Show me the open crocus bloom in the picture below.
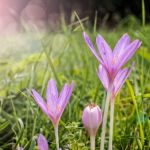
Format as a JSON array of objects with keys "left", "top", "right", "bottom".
[
  {"left": 97, "top": 64, "right": 134, "bottom": 98},
  {"left": 83, "top": 32, "right": 141, "bottom": 80},
  {"left": 32, "top": 79, "right": 74, "bottom": 126}
]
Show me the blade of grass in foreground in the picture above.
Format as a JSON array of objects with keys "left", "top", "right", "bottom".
[
  {"left": 42, "top": 43, "right": 61, "bottom": 86},
  {"left": 74, "top": 11, "right": 85, "bottom": 31},
  {"left": 141, "top": 0, "right": 145, "bottom": 26},
  {"left": 126, "top": 80, "right": 144, "bottom": 149}
]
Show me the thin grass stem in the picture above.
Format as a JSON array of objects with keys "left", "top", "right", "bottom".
[
  {"left": 44, "top": 49, "right": 61, "bottom": 86},
  {"left": 142, "top": 0, "right": 145, "bottom": 26},
  {"left": 90, "top": 135, "right": 96, "bottom": 150},
  {"left": 54, "top": 124, "right": 59, "bottom": 150},
  {"left": 108, "top": 101, "right": 114, "bottom": 150},
  {"left": 100, "top": 86, "right": 112, "bottom": 150}
]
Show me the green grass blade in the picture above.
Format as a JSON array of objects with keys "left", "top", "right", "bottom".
[{"left": 126, "top": 80, "right": 145, "bottom": 149}]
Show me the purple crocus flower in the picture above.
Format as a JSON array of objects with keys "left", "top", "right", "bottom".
[
  {"left": 83, "top": 32, "right": 142, "bottom": 150},
  {"left": 82, "top": 104, "right": 102, "bottom": 150},
  {"left": 82, "top": 104, "right": 102, "bottom": 136},
  {"left": 32, "top": 79, "right": 74, "bottom": 126},
  {"left": 97, "top": 63, "right": 134, "bottom": 150},
  {"left": 38, "top": 134, "right": 49, "bottom": 150},
  {"left": 17, "top": 134, "right": 49, "bottom": 150},
  {"left": 83, "top": 32, "right": 141, "bottom": 80},
  {"left": 97, "top": 64, "right": 134, "bottom": 98},
  {"left": 32, "top": 79, "right": 74, "bottom": 150}
]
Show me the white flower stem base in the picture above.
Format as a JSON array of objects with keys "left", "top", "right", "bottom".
[
  {"left": 108, "top": 101, "right": 114, "bottom": 150},
  {"left": 100, "top": 86, "right": 112, "bottom": 150},
  {"left": 54, "top": 124, "right": 59, "bottom": 150},
  {"left": 90, "top": 135, "right": 96, "bottom": 150}
]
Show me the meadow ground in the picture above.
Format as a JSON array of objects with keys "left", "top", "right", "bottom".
[{"left": 0, "top": 18, "right": 150, "bottom": 150}]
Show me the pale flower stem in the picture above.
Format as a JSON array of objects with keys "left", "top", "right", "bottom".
[
  {"left": 100, "top": 87, "right": 112, "bottom": 150},
  {"left": 108, "top": 101, "right": 114, "bottom": 150},
  {"left": 90, "top": 135, "right": 96, "bottom": 150},
  {"left": 54, "top": 124, "right": 59, "bottom": 150}
]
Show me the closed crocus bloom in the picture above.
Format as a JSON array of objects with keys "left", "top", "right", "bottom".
[
  {"left": 82, "top": 104, "right": 102, "bottom": 135},
  {"left": 38, "top": 134, "right": 48, "bottom": 150},
  {"left": 82, "top": 104, "right": 102, "bottom": 150}
]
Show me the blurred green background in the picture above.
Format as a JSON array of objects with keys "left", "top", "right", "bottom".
[{"left": 0, "top": 0, "right": 150, "bottom": 150}]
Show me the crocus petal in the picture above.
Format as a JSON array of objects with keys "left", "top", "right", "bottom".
[
  {"left": 83, "top": 32, "right": 103, "bottom": 64},
  {"left": 97, "top": 65, "right": 109, "bottom": 90},
  {"left": 46, "top": 93, "right": 59, "bottom": 125},
  {"left": 96, "top": 34, "right": 113, "bottom": 69},
  {"left": 57, "top": 81, "right": 74, "bottom": 120},
  {"left": 89, "top": 106, "right": 102, "bottom": 130},
  {"left": 82, "top": 106, "right": 90, "bottom": 129},
  {"left": 116, "top": 40, "right": 141, "bottom": 70},
  {"left": 32, "top": 89, "right": 56, "bottom": 124},
  {"left": 113, "top": 63, "right": 134, "bottom": 96},
  {"left": 47, "top": 94, "right": 58, "bottom": 114},
  {"left": 113, "top": 33, "right": 130, "bottom": 57},
  {"left": 46, "top": 79, "right": 58, "bottom": 103},
  {"left": 57, "top": 83, "right": 69, "bottom": 105},
  {"left": 32, "top": 89, "right": 48, "bottom": 115},
  {"left": 47, "top": 112, "right": 57, "bottom": 126},
  {"left": 37, "top": 134, "right": 48, "bottom": 150}
]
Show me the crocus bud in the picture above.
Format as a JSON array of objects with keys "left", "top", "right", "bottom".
[
  {"left": 37, "top": 134, "right": 48, "bottom": 150},
  {"left": 82, "top": 104, "right": 102, "bottom": 136}
]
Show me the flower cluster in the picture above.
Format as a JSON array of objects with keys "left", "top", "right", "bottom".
[
  {"left": 83, "top": 32, "right": 141, "bottom": 97},
  {"left": 19, "top": 32, "right": 141, "bottom": 150},
  {"left": 83, "top": 32, "right": 141, "bottom": 150}
]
